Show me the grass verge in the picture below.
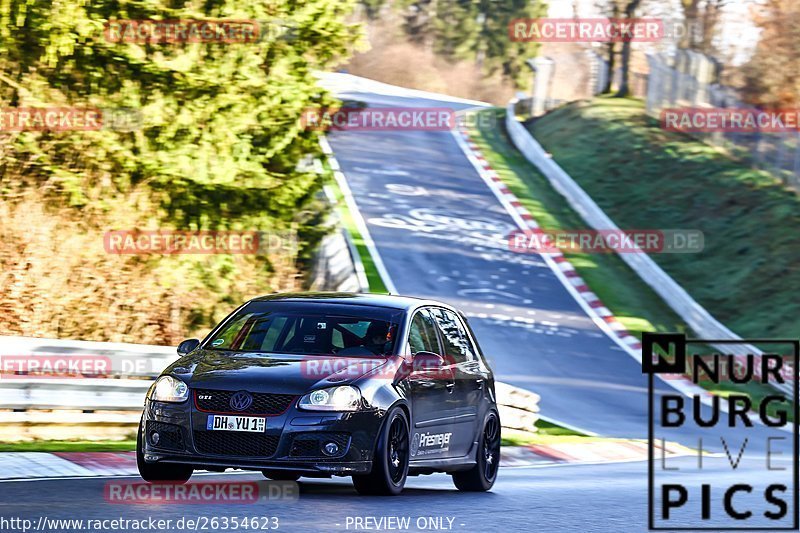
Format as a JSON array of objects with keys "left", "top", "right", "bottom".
[
  {"left": 467, "top": 106, "right": 790, "bottom": 419},
  {"left": 500, "top": 419, "right": 591, "bottom": 447},
  {"left": 470, "top": 107, "right": 688, "bottom": 338},
  {"left": 528, "top": 97, "right": 800, "bottom": 341},
  {"left": 324, "top": 171, "right": 389, "bottom": 294},
  {"left": 502, "top": 423, "right": 647, "bottom": 447}
]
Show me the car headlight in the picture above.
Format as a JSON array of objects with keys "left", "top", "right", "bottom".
[
  {"left": 148, "top": 375, "right": 189, "bottom": 403},
  {"left": 298, "top": 386, "right": 362, "bottom": 411}
]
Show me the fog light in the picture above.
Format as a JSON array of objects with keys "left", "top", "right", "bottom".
[
  {"left": 322, "top": 442, "right": 339, "bottom": 456},
  {"left": 150, "top": 432, "right": 160, "bottom": 445}
]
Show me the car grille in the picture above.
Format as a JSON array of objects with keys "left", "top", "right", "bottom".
[
  {"left": 193, "top": 431, "right": 280, "bottom": 458},
  {"left": 147, "top": 421, "right": 185, "bottom": 452},
  {"left": 194, "top": 389, "right": 296, "bottom": 415},
  {"left": 290, "top": 432, "right": 350, "bottom": 458}
]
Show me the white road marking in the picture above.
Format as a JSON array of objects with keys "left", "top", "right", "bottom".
[{"left": 320, "top": 136, "right": 398, "bottom": 294}]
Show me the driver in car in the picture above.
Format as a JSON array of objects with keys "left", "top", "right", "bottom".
[{"left": 362, "top": 322, "right": 390, "bottom": 355}]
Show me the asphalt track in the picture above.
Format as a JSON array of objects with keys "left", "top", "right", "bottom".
[
  {"left": 0, "top": 457, "right": 793, "bottom": 532},
  {"left": 321, "top": 74, "right": 792, "bottom": 453},
  {"left": 2, "top": 76, "right": 795, "bottom": 532}
]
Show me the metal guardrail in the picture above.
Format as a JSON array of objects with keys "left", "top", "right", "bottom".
[
  {"left": 0, "top": 379, "right": 150, "bottom": 411},
  {"left": 0, "top": 336, "right": 540, "bottom": 440},
  {"left": 505, "top": 101, "right": 791, "bottom": 394},
  {"left": 0, "top": 336, "right": 177, "bottom": 378}
]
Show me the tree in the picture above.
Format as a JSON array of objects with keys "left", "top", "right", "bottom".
[
  {"left": 615, "top": 0, "right": 642, "bottom": 97},
  {"left": 740, "top": 0, "right": 800, "bottom": 109},
  {"left": 678, "top": 0, "right": 728, "bottom": 55},
  {"left": 0, "top": 0, "right": 363, "bottom": 342},
  {"left": 0, "top": 0, "right": 362, "bottom": 225},
  {"left": 600, "top": 1, "right": 620, "bottom": 94},
  {"left": 398, "top": 0, "right": 547, "bottom": 88},
  {"left": 595, "top": 0, "right": 641, "bottom": 96}
]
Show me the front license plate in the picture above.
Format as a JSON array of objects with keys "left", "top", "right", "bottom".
[{"left": 206, "top": 414, "right": 266, "bottom": 432}]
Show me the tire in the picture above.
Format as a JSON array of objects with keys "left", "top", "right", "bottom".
[
  {"left": 136, "top": 417, "right": 193, "bottom": 483},
  {"left": 452, "top": 411, "right": 500, "bottom": 492},
  {"left": 262, "top": 470, "right": 301, "bottom": 481},
  {"left": 352, "top": 406, "right": 410, "bottom": 496}
]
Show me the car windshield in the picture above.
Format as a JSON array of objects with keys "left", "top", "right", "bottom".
[{"left": 204, "top": 303, "right": 402, "bottom": 356}]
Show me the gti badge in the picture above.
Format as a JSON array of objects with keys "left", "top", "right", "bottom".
[{"left": 229, "top": 391, "right": 253, "bottom": 411}]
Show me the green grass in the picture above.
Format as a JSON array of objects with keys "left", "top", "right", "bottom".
[
  {"left": 534, "top": 419, "right": 586, "bottom": 437},
  {"left": 501, "top": 419, "right": 590, "bottom": 446},
  {"left": 468, "top": 106, "right": 792, "bottom": 419},
  {"left": 325, "top": 176, "right": 389, "bottom": 294},
  {"left": 499, "top": 419, "right": 594, "bottom": 446},
  {"left": 501, "top": 426, "right": 649, "bottom": 447},
  {"left": 471, "top": 107, "right": 689, "bottom": 339},
  {"left": 528, "top": 97, "right": 800, "bottom": 341},
  {"left": 501, "top": 428, "right": 601, "bottom": 446},
  {"left": 0, "top": 440, "right": 135, "bottom": 452}
]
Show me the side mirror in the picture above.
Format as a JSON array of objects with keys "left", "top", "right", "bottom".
[
  {"left": 177, "top": 338, "right": 200, "bottom": 356},
  {"left": 412, "top": 351, "right": 444, "bottom": 371}
]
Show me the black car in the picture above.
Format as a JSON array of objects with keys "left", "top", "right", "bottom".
[{"left": 137, "top": 293, "right": 500, "bottom": 495}]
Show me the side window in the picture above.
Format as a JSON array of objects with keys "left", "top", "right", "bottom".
[
  {"left": 407, "top": 310, "right": 440, "bottom": 355},
  {"left": 332, "top": 328, "right": 344, "bottom": 350},
  {"left": 431, "top": 308, "right": 475, "bottom": 364},
  {"left": 261, "top": 316, "right": 288, "bottom": 351}
]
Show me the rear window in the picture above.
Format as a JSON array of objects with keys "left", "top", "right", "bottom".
[{"left": 204, "top": 302, "right": 403, "bottom": 356}]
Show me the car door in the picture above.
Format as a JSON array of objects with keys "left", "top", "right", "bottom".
[
  {"left": 430, "top": 307, "right": 485, "bottom": 458},
  {"left": 405, "top": 308, "right": 457, "bottom": 461}
]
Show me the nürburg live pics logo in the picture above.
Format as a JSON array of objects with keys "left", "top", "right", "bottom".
[{"left": 643, "top": 333, "right": 799, "bottom": 530}]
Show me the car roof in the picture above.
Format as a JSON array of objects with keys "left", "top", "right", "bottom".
[{"left": 247, "top": 292, "right": 452, "bottom": 312}]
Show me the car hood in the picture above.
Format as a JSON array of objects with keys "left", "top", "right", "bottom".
[{"left": 164, "top": 349, "right": 390, "bottom": 394}]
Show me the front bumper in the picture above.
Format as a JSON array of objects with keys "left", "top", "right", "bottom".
[{"left": 142, "top": 397, "right": 383, "bottom": 476}]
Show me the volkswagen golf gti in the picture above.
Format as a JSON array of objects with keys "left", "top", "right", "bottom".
[{"left": 137, "top": 293, "right": 500, "bottom": 495}]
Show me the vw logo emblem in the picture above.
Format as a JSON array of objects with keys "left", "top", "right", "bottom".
[{"left": 229, "top": 391, "right": 253, "bottom": 411}]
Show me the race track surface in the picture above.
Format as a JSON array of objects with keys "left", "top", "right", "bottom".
[{"left": 323, "top": 75, "right": 789, "bottom": 452}]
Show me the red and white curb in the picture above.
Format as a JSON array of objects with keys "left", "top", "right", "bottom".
[
  {"left": 0, "top": 452, "right": 138, "bottom": 480},
  {"left": 451, "top": 122, "right": 712, "bottom": 402},
  {"left": 509, "top": 439, "right": 694, "bottom": 466}
]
